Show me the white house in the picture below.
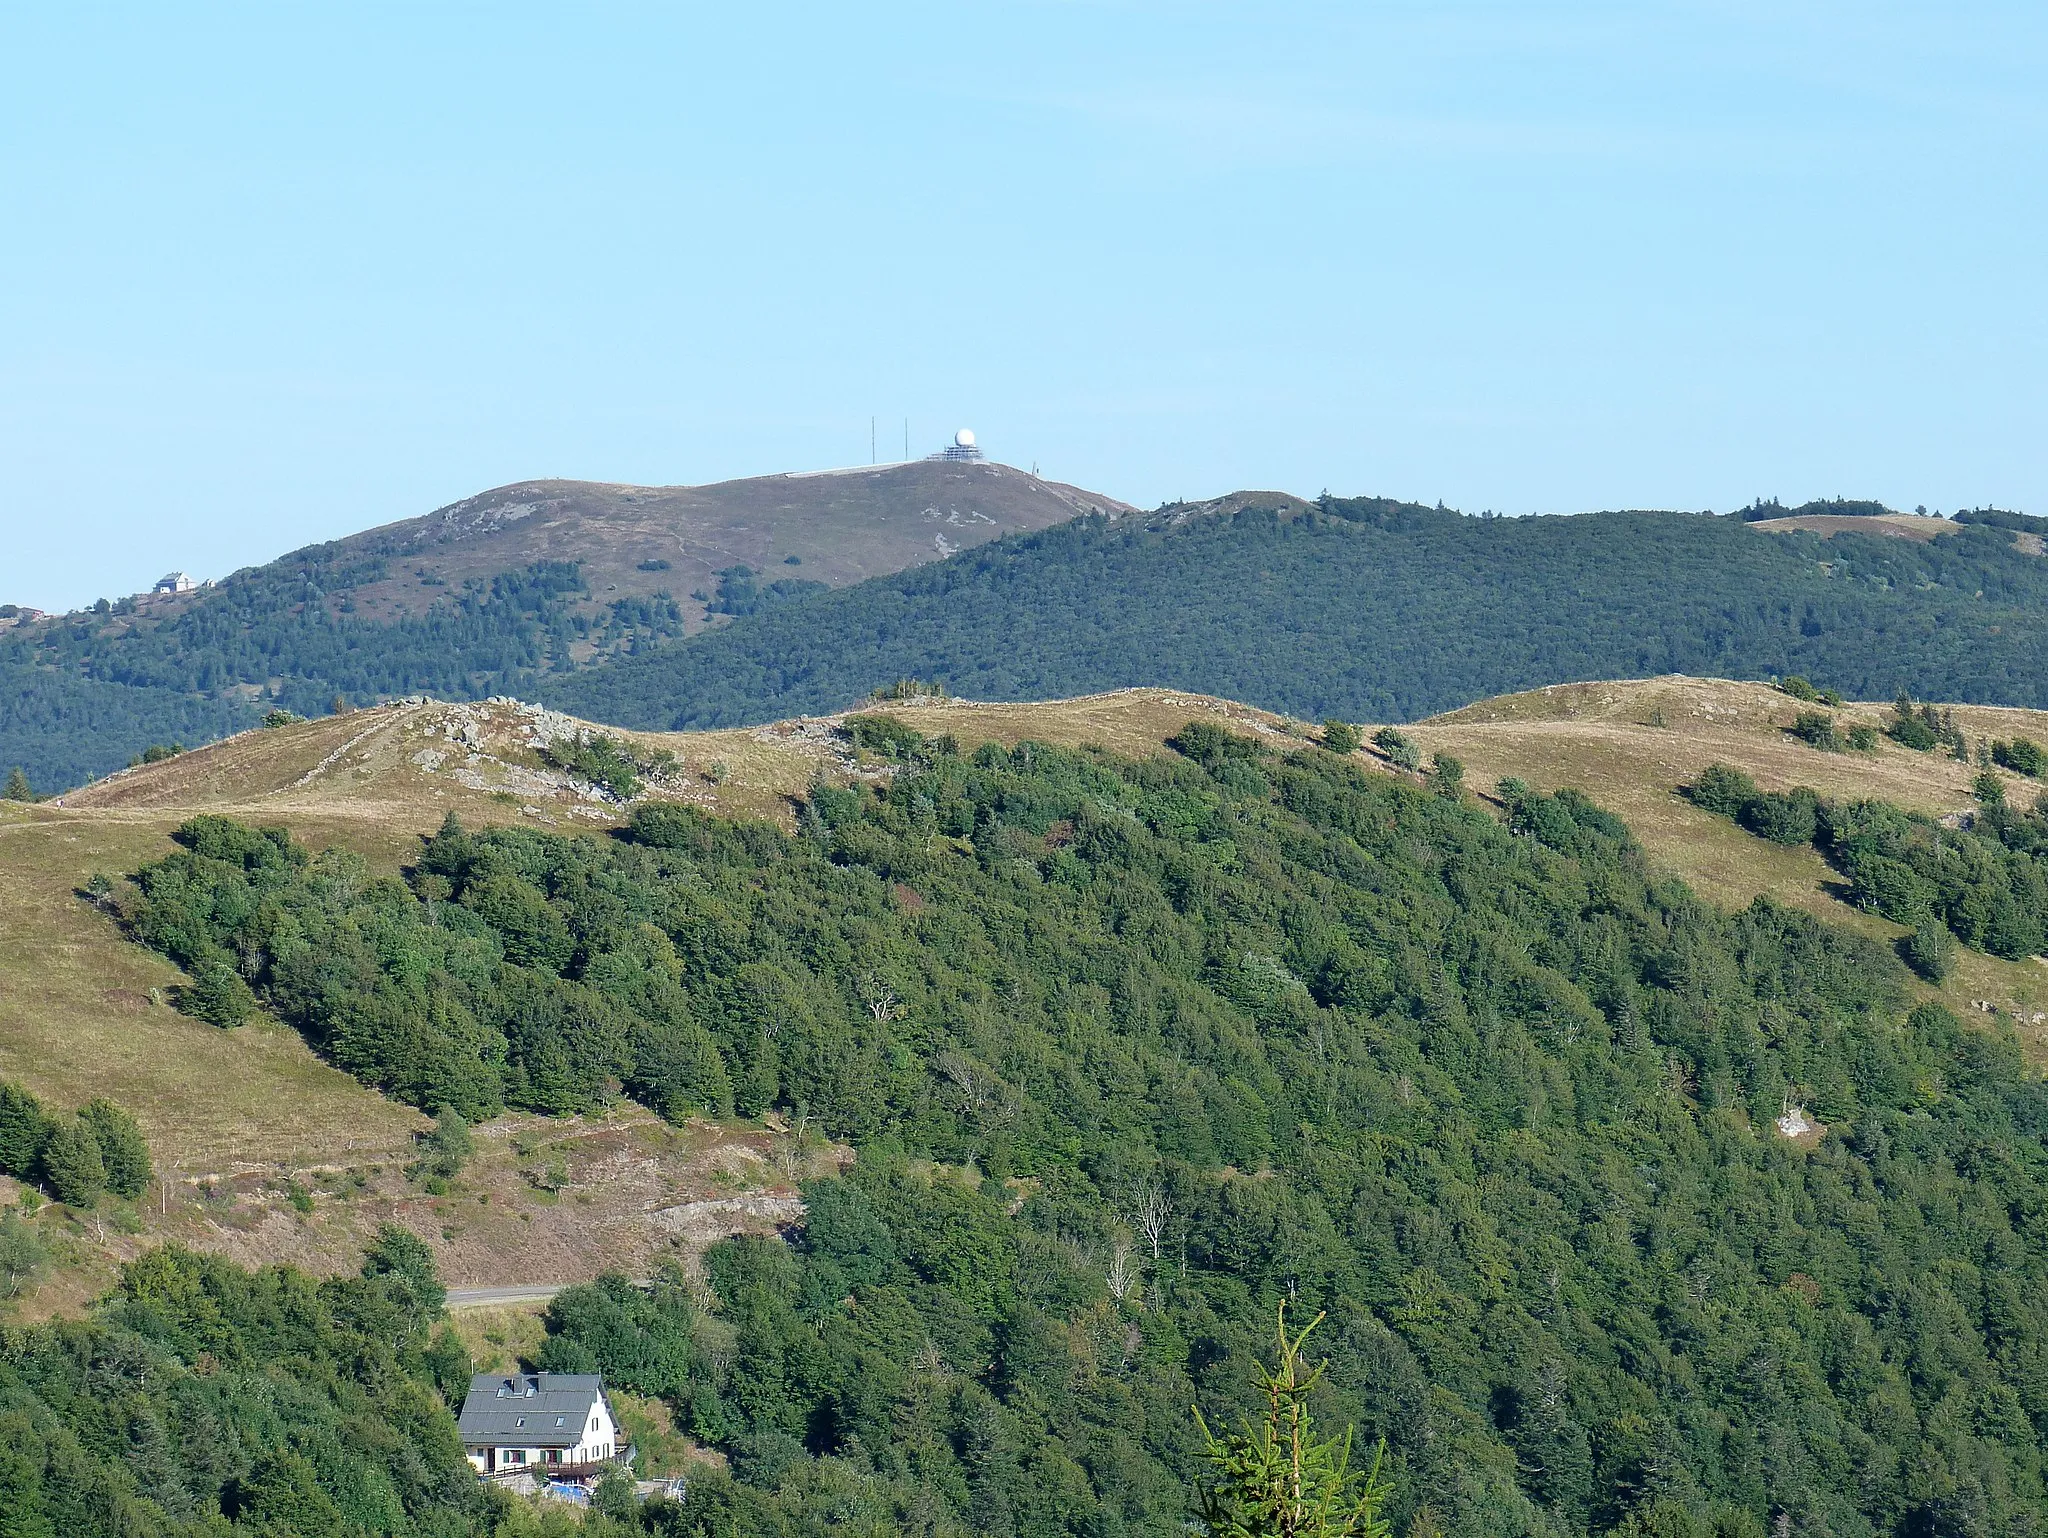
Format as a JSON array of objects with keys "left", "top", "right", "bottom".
[
  {"left": 456, "top": 1372, "right": 624, "bottom": 1477},
  {"left": 152, "top": 572, "right": 198, "bottom": 595}
]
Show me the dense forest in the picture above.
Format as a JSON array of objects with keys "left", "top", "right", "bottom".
[
  {"left": 0, "top": 1225, "right": 496, "bottom": 1536},
  {"left": 0, "top": 544, "right": 684, "bottom": 794},
  {"left": 112, "top": 718, "right": 2048, "bottom": 1536},
  {"left": 546, "top": 499, "right": 2048, "bottom": 733}
]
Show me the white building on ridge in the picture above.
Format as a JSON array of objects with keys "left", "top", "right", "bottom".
[{"left": 928, "top": 428, "right": 986, "bottom": 463}]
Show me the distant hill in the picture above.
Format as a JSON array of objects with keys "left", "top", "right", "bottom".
[
  {"left": 544, "top": 494, "right": 2048, "bottom": 731},
  {"left": 0, "top": 460, "right": 1126, "bottom": 792},
  {"left": 316, "top": 458, "right": 1128, "bottom": 630}
]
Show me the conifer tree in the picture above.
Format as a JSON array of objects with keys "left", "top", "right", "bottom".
[
  {"left": 78, "top": 1099, "right": 151, "bottom": 1200},
  {"left": 1194, "top": 1307, "right": 1391, "bottom": 1538},
  {"left": 36, "top": 1117, "right": 105, "bottom": 1208},
  {"left": 0, "top": 1082, "right": 50, "bottom": 1180}
]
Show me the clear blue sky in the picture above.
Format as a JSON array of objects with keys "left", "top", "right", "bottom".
[{"left": 4, "top": 2, "right": 2043, "bottom": 612}]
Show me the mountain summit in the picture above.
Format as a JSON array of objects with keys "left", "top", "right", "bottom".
[{"left": 320, "top": 459, "right": 1132, "bottom": 633}]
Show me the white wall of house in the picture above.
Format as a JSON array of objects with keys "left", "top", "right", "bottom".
[{"left": 463, "top": 1397, "right": 622, "bottom": 1475}]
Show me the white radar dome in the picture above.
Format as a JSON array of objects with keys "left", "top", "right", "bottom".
[{"left": 954, "top": 428, "right": 977, "bottom": 449}]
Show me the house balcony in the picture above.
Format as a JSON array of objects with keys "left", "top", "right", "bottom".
[{"left": 477, "top": 1445, "right": 636, "bottom": 1486}]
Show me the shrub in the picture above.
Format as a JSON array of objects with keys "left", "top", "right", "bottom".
[
  {"left": 1687, "top": 764, "right": 1760, "bottom": 818},
  {"left": 1170, "top": 720, "right": 1259, "bottom": 769},
  {"left": 3, "top": 767, "right": 30, "bottom": 802},
  {"left": 0, "top": 1210, "right": 48, "bottom": 1299},
  {"left": 846, "top": 714, "right": 926, "bottom": 760},
  {"left": 1371, "top": 726, "right": 1420, "bottom": 770},
  {"left": 628, "top": 801, "right": 712, "bottom": 850},
  {"left": 1846, "top": 724, "right": 1879, "bottom": 751},
  {"left": 1847, "top": 854, "right": 1934, "bottom": 925},
  {"left": 1320, "top": 720, "right": 1360, "bottom": 755},
  {"left": 539, "top": 731, "right": 645, "bottom": 799},
  {"left": 1886, "top": 691, "right": 1958, "bottom": 752},
  {"left": 182, "top": 958, "right": 255, "bottom": 1026},
  {"left": 1430, "top": 752, "right": 1465, "bottom": 798},
  {"left": 1994, "top": 738, "right": 2047, "bottom": 778},
  {"left": 1740, "top": 788, "right": 1820, "bottom": 846},
  {"left": 411, "top": 1106, "right": 473, "bottom": 1183},
  {"left": 1902, "top": 918, "right": 1958, "bottom": 982},
  {"left": 1791, "top": 712, "right": 1842, "bottom": 751},
  {"left": 1778, "top": 675, "right": 1820, "bottom": 702},
  {"left": 261, "top": 709, "right": 302, "bottom": 728},
  {"left": 1889, "top": 715, "right": 1939, "bottom": 750},
  {"left": 593, "top": 1463, "right": 641, "bottom": 1519}
]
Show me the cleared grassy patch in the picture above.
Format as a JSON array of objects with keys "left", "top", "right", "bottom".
[{"left": 448, "top": 1301, "right": 549, "bottom": 1374}]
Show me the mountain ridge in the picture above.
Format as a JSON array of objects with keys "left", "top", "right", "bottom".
[
  {"left": 0, "top": 459, "right": 1132, "bottom": 792},
  {"left": 543, "top": 495, "right": 2048, "bottom": 733}
]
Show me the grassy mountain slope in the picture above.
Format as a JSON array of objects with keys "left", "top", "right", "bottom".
[
  {"left": 1408, "top": 675, "right": 2048, "bottom": 1038},
  {"left": 23, "top": 684, "right": 2048, "bottom": 1536},
  {"left": 326, "top": 460, "right": 1130, "bottom": 626},
  {"left": 0, "top": 460, "right": 1125, "bottom": 793},
  {"left": 545, "top": 496, "right": 2048, "bottom": 732},
  {"left": 7, "top": 679, "right": 2046, "bottom": 1311},
  {"left": 0, "top": 690, "right": 1268, "bottom": 1316}
]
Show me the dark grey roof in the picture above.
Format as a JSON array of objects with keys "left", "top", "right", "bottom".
[{"left": 456, "top": 1373, "right": 605, "bottom": 1447}]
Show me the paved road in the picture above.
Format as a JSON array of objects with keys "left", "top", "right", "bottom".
[{"left": 445, "top": 1284, "right": 572, "bottom": 1309}]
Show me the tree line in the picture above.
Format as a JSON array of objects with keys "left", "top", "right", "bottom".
[
  {"left": 18, "top": 492, "right": 2048, "bottom": 797},
  {"left": 0, "top": 1076, "right": 152, "bottom": 1208},
  {"left": 1688, "top": 757, "right": 2048, "bottom": 978}
]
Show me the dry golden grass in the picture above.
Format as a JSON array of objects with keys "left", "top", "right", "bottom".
[
  {"left": 21, "top": 678, "right": 2048, "bottom": 1170},
  {"left": 58, "top": 688, "right": 1297, "bottom": 828},
  {"left": 0, "top": 803, "right": 423, "bottom": 1171},
  {"left": 1747, "top": 513, "right": 1955, "bottom": 543}
]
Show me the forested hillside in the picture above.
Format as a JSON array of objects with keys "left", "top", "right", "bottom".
[
  {"left": 0, "top": 1226, "right": 493, "bottom": 1535},
  {"left": 547, "top": 499, "right": 2048, "bottom": 732},
  {"left": 108, "top": 717, "right": 2048, "bottom": 1537}
]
